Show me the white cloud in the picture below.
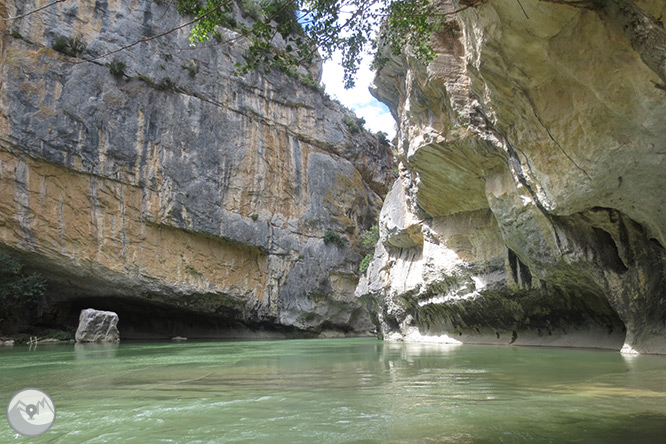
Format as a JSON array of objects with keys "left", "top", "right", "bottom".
[{"left": 321, "top": 54, "right": 396, "bottom": 139}]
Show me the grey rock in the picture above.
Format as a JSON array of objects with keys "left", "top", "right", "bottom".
[
  {"left": 0, "top": 0, "right": 394, "bottom": 338},
  {"left": 359, "top": 0, "right": 666, "bottom": 353},
  {"left": 75, "top": 309, "right": 120, "bottom": 343}
]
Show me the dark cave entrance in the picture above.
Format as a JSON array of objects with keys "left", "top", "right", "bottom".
[{"left": 42, "top": 296, "right": 276, "bottom": 340}]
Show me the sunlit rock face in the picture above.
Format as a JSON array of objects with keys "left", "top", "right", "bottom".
[
  {"left": 0, "top": 0, "right": 394, "bottom": 338},
  {"left": 359, "top": 0, "right": 666, "bottom": 353}
]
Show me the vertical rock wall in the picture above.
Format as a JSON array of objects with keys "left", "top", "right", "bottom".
[
  {"left": 358, "top": 0, "right": 666, "bottom": 353},
  {"left": 0, "top": 0, "right": 393, "bottom": 337}
]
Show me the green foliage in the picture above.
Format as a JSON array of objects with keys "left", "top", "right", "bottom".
[
  {"left": 41, "top": 329, "right": 75, "bottom": 341},
  {"left": 589, "top": 0, "right": 609, "bottom": 9},
  {"left": 371, "top": 0, "right": 436, "bottom": 72},
  {"left": 324, "top": 230, "right": 346, "bottom": 247},
  {"left": 136, "top": 75, "right": 177, "bottom": 92},
  {"left": 359, "top": 225, "right": 378, "bottom": 274},
  {"left": 250, "top": 213, "right": 259, "bottom": 221},
  {"left": 137, "top": 73, "right": 155, "bottom": 86},
  {"left": 360, "top": 225, "right": 379, "bottom": 249},
  {"left": 51, "top": 36, "right": 69, "bottom": 53},
  {"left": 10, "top": 30, "right": 22, "bottom": 39},
  {"left": 343, "top": 116, "right": 366, "bottom": 134},
  {"left": 12, "top": 335, "right": 32, "bottom": 344},
  {"left": 11, "top": 329, "right": 73, "bottom": 343},
  {"left": 108, "top": 60, "right": 126, "bottom": 78},
  {"left": 173, "top": 0, "right": 235, "bottom": 46},
  {"left": 375, "top": 131, "right": 390, "bottom": 146},
  {"left": 275, "top": 64, "right": 324, "bottom": 92},
  {"left": 173, "top": 0, "right": 205, "bottom": 16},
  {"left": 182, "top": 60, "right": 200, "bottom": 77},
  {"left": 162, "top": 52, "right": 173, "bottom": 61},
  {"left": 238, "top": 0, "right": 263, "bottom": 20},
  {"left": 360, "top": 253, "right": 373, "bottom": 274},
  {"left": 219, "top": 15, "right": 238, "bottom": 30},
  {"left": 157, "top": 77, "right": 177, "bottom": 91},
  {"left": 52, "top": 35, "right": 86, "bottom": 57},
  {"left": 298, "top": 71, "right": 325, "bottom": 92},
  {"left": 171, "top": 0, "right": 443, "bottom": 88},
  {"left": 263, "top": 0, "right": 303, "bottom": 35},
  {"left": 0, "top": 252, "right": 46, "bottom": 328}
]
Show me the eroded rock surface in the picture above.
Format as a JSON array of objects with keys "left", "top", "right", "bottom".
[
  {"left": 0, "top": 0, "right": 393, "bottom": 337},
  {"left": 75, "top": 308, "right": 120, "bottom": 343},
  {"left": 358, "top": 0, "right": 666, "bottom": 353}
]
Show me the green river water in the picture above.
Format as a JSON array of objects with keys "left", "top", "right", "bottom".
[{"left": 1, "top": 338, "right": 666, "bottom": 443}]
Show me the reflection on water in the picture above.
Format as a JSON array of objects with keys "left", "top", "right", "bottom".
[
  {"left": 74, "top": 342, "right": 119, "bottom": 360},
  {"left": 1, "top": 339, "right": 666, "bottom": 443}
]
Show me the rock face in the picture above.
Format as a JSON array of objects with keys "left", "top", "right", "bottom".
[
  {"left": 358, "top": 0, "right": 666, "bottom": 353},
  {"left": 75, "top": 308, "right": 120, "bottom": 343},
  {"left": 0, "top": 0, "right": 393, "bottom": 337}
]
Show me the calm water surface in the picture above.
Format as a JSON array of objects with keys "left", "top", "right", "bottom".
[{"left": 1, "top": 338, "right": 666, "bottom": 443}]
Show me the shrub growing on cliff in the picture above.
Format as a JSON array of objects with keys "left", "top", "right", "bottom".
[
  {"left": 359, "top": 225, "right": 379, "bottom": 274},
  {"left": 375, "top": 131, "right": 390, "bottom": 146},
  {"left": 182, "top": 60, "right": 200, "bottom": 77},
  {"left": 0, "top": 252, "right": 46, "bottom": 330},
  {"left": 343, "top": 116, "right": 365, "bottom": 134},
  {"left": 108, "top": 60, "right": 126, "bottom": 78},
  {"left": 360, "top": 253, "right": 373, "bottom": 274},
  {"left": 360, "top": 225, "right": 379, "bottom": 248},
  {"left": 135, "top": 73, "right": 178, "bottom": 92},
  {"left": 52, "top": 36, "right": 86, "bottom": 57},
  {"left": 324, "top": 230, "right": 346, "bottom": 247},
  {"left": 298, "top": 72, "right": 325, "bottom": 92},
  {"left": 158, "top": 77, "right": 176, "bottom": 90}
]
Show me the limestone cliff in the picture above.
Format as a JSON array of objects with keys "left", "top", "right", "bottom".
[
  {"left": 358, "top": 0, "right": 666, "bottom": 353},
  {"left": 0, "top": 0, "right": 393, "bottom": 338}
]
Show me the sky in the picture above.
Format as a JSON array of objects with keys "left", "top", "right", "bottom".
[{"left": 320, "top": 53, "right": 396, "bottom": 139}]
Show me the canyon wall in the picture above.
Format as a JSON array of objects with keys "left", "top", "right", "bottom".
[
  {"left": 0, "top": 0, "right": 393, "bottom": 338},
  {"left": 358, "top": 0, "right": 666, "bottom": 353}
]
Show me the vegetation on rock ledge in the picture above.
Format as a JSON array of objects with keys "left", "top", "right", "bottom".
[
  {"left": 108, "top": 60, "right": 127, "bottom": 78},
  {"left": 359, "top": 225, "right": 379, "bottom": 274},
  {"left": 162, "top": 0, "right": 444, "bottom": 88},
  {"left": 52, "top": 35, "right": 86, "bottom": 57},
  {"left": 324, "top": 229, "right": 347, "bottom": 247}
]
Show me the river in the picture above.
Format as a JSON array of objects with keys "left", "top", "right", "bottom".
[{"left": 2, "top": 338, "right": 666, "bottom": 443}]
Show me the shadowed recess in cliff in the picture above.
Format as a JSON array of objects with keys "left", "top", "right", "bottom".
[
  {"left": 412, "top": 285, "right": 626, "bottom": 345},
  {"left": 47, "top": 296, "right": 302, "bottom": 340},
  {"left": 507, "top": 248, "right": 532, "bottom": 287}
]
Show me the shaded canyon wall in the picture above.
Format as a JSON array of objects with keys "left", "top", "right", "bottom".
[{"left": 0, "top": 0, "right": 394, "bottom": 338}]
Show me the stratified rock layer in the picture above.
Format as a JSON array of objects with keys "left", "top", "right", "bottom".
[
  {"left": 359, "top": 0, "right": 666, "bottom": 353},
  {"left": 0, "top": 0, "right": 393, "bottom": 337}
]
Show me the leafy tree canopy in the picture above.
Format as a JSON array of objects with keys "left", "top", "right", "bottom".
[
  {"left": 0, "top": 252, "right": 46, "bottom": 329},
  {"left": 169, "top": 0, "right": 445, "bottom": 88}
]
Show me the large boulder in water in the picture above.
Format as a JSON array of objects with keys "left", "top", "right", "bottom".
[{"left": 75, "top": 309, "right": 120, "bottom": 343}]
